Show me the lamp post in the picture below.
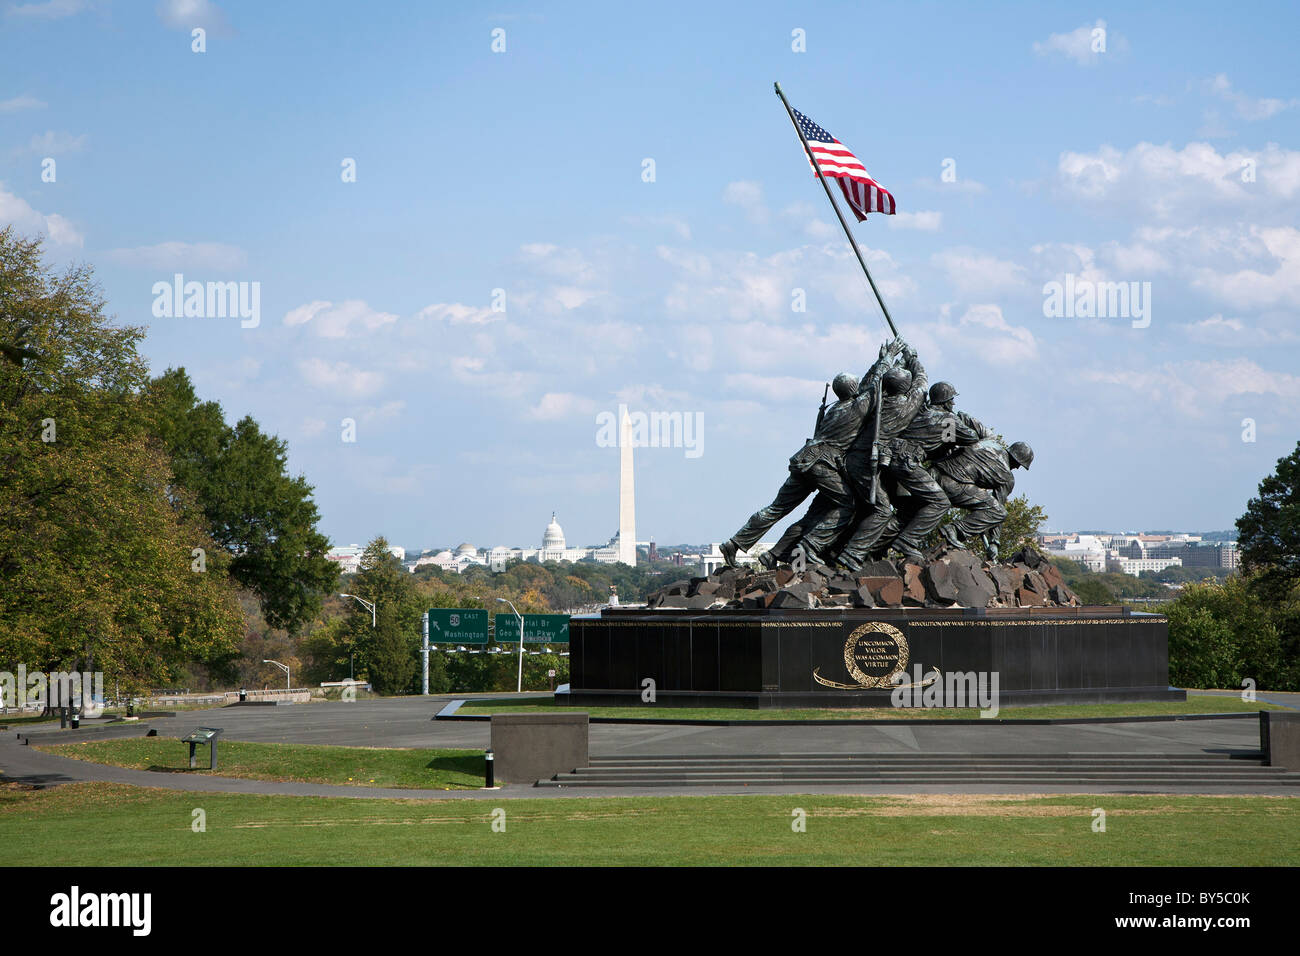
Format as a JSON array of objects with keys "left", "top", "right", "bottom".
[
  {"left": 340, "top": 593, "right": 376, "bottom": 680},
  {"left": 496, "top": 598, "right": 525, "bottom": 693},
  {"left": 263, "top": 659, "right": 290, "bottom": 691}
]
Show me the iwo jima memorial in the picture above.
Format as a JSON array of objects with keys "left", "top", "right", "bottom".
[{"left": 562, "top": 84, "right": 1183, "bottom": 709}]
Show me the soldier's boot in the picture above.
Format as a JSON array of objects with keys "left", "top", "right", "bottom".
[
  {"left": 719, "top": 538, "right": 739, "bottom": 568},
  {"left": 893, "top": 540, "right": 924, "bottom": 565},
  {"left": 939, "top": 523, "right": 966, "bottom": 551}
]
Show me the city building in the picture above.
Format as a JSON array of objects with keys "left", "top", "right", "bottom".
[
  {"left": 1108, "top": 556, "right": 1183, "bottom": 576},
  {"left": 414, "top": 513, "right": 643, "bottom": 574},
  {"left": 326, "top": 543, "right": 405, "bottom": 575},
  {"left": 1038, "top": 531, "right": 1237, "bottom": 577}
]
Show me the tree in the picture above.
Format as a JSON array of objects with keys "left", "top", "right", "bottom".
[
  {"left": 1237, "top": 440, "right": 1300, "bottom": 603},
  {"left": 147, "top": 368, "right": 339, "bottom": 632},
  {"left": 1070, "top": 577, "right": 1115, "bottom": 605},
  {"left": 1164, "top": 577, "right": 1286, "bottom": 690},
  {"left": 349, "top": 537, "right": 423, "bottom": 694},
  {"left": 0, "top": 228, "right": 243, "bottom": 690},
  {"left": 996, "top": 495, "right": 1047, "bottom": 562}
]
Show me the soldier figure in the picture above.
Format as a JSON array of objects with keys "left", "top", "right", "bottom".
[
  {"left": 719, "top": 338, "right": 903, "bottom": 567},
  {"left": 833, "top": 341, "right": 930, "bottom": 568},
  {"left": 935, "top": 439, "right": 1034, "bottom": 558}
]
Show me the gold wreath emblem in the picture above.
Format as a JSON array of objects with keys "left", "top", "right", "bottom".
[{"left": 814, "top": 621, "right": 927, "bottom": 690}]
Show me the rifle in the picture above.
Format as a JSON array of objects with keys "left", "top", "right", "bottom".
[
  {"left": 813, "top": 382, "right": 830, "bottom": 437},
  {"left": 868, "top": 376, "right": 884, "bottom": 503}
]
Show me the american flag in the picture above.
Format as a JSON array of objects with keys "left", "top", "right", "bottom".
[{"left": 792, "top": 107, "right": 895, "bottom": 221}]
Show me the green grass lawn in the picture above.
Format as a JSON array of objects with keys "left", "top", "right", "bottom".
[
  {"left": 455, "top": 695, "right": 1286, "bottom": 721},
  {"left": 0, "top": 783, "right": 1295, "bottom": 866},
  {"left": 0, "top": 713, "right": 60, "bottom": 727},
  {"left": 35, "top": 739, "right": 484, "bottom": 790}
]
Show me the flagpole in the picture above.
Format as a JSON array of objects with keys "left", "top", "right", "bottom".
[{"left": 774, "top": 81, "right": 898, "bottom": 338}]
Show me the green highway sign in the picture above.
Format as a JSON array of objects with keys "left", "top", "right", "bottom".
[
  {"left": 524, "top": 614, "right": 570, "bottom": 643},
  {"left": 426, "top": 608, "right": 489, "bottom": 645},
  {"left": 494, "top": 613, "right": 570, "bottom": 643},
  {"left": 526, "top": 614, "right": 569, "bottom": 643}
]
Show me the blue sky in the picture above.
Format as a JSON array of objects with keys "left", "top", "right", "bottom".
[{"left": 3, "top": 1, "right": 1298, "bottom": 551}]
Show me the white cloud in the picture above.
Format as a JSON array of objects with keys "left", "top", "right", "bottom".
[
  {"left": 659, "top": 241, "right": 912, "bottom": 323},
  {"left": 0, "top": 94, "right": 45, "bottom": 112},
  {"left": 25, "top": 130, "right": 86, "bottom": 154},
  {"left": 1205, "top": 73, "right": 1296, "bottom": 121},
  {"left": 296, "top": 358, "right": 384, "bottom": 396},
  {"left": 518, "top": 242, "right": 597, "bottom": 284},
  {"left": 1182, "top": 313, "right": 1298, "bottom": 346},
  {"left": 614, "top": 383, "right": 692, "bottom": 408},
  {"left": 359, "top": 400, "right": 406, "bottom": 423},
  {"left": 932, "top": 249, "right": 1027, "bottom": 298},
  {"left": 1033, "top": 19, "right": 1119, "bottom": 66},
  {"left": 719, "top": 321, "right": 882, "bottom": 375},
  {"left": 723, "top": 180, "right": 769, "bottom": 224},
  {"left": 888, "top": 210, "right": 942, "bottom": 231},
  {"left": 1055, "top": 142, "right": 1300, "bottom": 218},
  {"left": 668, "top": 325, "right": 713, "bottom": 372},
  {"left": 284, "top": 299, "right": 398, "bottom": 337},
  {"left": 106, "top": 240, "right": 247, "bottom": 271},
  {"left": 6, "top": 0, "right": 87, "bottom": 19},
  {"left": 155, "top": 0, "right": 228, "bottom": 31},
  {"left": 417, "top": 301, "right": 500, "bottom": 325},
  {"left": 1081, "top": 358, "right": 1300, "bottom": 417},
  {"left": 1192, "top": 226, "right": 1300, "bottom": 309},
  {"left": 723, "top": 373, "right": 826, "bottom": 405},
  {"left": 548, "top": 286, "right": 598, "bottom": 310},
  {"left": 528, "top": 392, "right": 598, "bottom": 421},
  {"left": 781, "top": 201, "right": 838, "bottom": 239},
  {"left": 942, "top": 304, "right": 1038, "bottom": 365},
  {"left": 0, "top": 185, "right": 82, "bottom": 246}
]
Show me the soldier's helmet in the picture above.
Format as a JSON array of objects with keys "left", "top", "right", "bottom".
[
  {"left": 1008, "top": 441, "right": 1034, "bottom": 470},
  {"left": 882, "top": 367, "right": 912, "bottom": 395},
  {"left": 831, "top": 373, "right": 859, "bottom": 399},
  {"left": 929, "top": 382, "right": 958, "bottom": 405}
]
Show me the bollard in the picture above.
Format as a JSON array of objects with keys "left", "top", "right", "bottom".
[
  {"left": 484, "top": 748, "right": 495, "bottom": 788},
  {"left": 70, "top": 709, "right": 79, "bottom": 729}
]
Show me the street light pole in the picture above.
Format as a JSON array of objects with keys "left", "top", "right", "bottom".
[
  {"left": 496, "top": 598, "right": 525, "bottom": 693},
  {"left": 263, "top": 659, "right": 290, "bottom": 691}
]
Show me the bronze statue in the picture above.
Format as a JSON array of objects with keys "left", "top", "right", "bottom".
[{"left": 722, "top": 336, "right": 1033, "bottom": 572}]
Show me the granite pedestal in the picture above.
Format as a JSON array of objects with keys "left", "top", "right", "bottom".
[{"left": 561, "top": 605, "right": 1184, "bottom": 709}]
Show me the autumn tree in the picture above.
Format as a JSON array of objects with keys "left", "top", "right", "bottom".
[
  {"left": 147, "top": 368, "right": 339, "bottom": 633},
  {"left": 0, "top": 228, "right": 242, "bottom": 691}
]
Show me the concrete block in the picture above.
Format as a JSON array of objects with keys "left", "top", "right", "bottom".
[
  {"left": 491, "top": 712, "right": 589, "bottom": 783},
  {"left": 1261, "top": 711, "right": 1300, "bottom": 770}
]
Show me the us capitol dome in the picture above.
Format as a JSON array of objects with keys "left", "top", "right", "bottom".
[{"left": 542, "top": 513, "right": 566, "bottom": 551}]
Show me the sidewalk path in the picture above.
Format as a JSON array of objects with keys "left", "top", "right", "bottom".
[{"left": 3, "top": 694, "right": 1294, "bottom": 797}]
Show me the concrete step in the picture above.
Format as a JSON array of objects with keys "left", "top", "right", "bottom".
[
  {"left": 587, "top": 752, "right": 1254, "bottom": 762},
  {"left": 538, "top": 752, "right": 1300, "bottom": 788}
]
